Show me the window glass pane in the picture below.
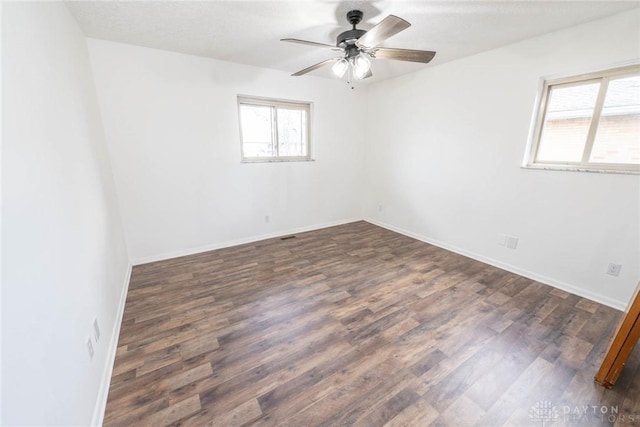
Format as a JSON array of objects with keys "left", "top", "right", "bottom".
[
  {"left": 277, "top": 108, "right": 307, "bottom": 157},
  {"left": 238, "top": 97, "right": 311, "bottom": 162},
  {"left": 590, "top": 76, "right": 640, "bottom": 164},
  {"left": 240, "top": 104, "right": 275, "bottom": 157},
  {"left": 536, "top": 82, "right": 600, "bottom": 163}
]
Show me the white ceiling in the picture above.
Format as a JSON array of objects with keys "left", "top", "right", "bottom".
[{"left": 66, "top": 1, "right": 640, "bottom": 82}]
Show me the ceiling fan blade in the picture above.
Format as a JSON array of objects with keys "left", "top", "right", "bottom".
[
  {"left": 356, "top": 15, "right": 410, "bottom": 49},
  {"left": 292, "top": 58, "right": 340, "bottom": 76},
  {"left": 373, "top": 47, "right": 436, "bottom": 64},
  {"left": 281, "top": 38, "right": 337, "bottom": 49}
]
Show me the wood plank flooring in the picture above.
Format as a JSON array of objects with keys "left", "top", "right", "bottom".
[{"left": 104, "top": 221, "right": 640, "bottom": 426}]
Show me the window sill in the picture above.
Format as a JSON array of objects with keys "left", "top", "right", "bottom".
[
  {"left": 521, "top": 164, "right": 640, "bottom": 175},
  {"left": 241, "top": 158, "right": 315, "bottom": 164}
]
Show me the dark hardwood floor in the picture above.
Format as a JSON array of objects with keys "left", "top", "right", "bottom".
[{"left": 104, "top": 221, "right": 640, "bottom": 426}]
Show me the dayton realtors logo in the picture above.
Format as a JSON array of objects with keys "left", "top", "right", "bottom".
[{"left": 529, "top": 401, "right": 634, "bottom": 424}]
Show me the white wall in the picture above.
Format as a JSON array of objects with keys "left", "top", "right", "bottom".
[
  {"left": 87, "top": 39, "right": 366, "bottom": 263},
  {"left": 364, "top": 9, "right": 640, "bottom": 309},
  {"left": 2, "top": 3, "right": 129, "bottom": 425}
]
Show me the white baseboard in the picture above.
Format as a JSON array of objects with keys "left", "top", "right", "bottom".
[
  {"left": 91, "top": 263, "right": 133, "bottom": 427},
  {"left": 364, "top": 218, "right": 627, "bottom": 311},
  {"left": 131, "top": 217, "right": 363, "bottom": 266}
]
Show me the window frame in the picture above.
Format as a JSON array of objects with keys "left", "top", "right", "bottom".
[
  {"left": 523, "top": 63, "right": 640, "bottom": 174},
  {"left": 237, "top": 95, "right": 313, "bottom": 163}
]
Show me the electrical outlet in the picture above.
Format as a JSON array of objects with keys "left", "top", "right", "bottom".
[
  {"left": 86, "top": 338, "right": 94, "bottom": 360},
  {"left": 378, "top": 204, "right": 383, "bottom": 212},
  {"left": 607, "top": 263, "right": 622, "bottom": 277},
  {"left": 506, "top": 236, "right": 519, "bottom": 250},
  {"left": 93, "top": 318, "right": 100, "bottom": 342},
  {"left": 265, "top": 214, "right": 270, "bottom": 223},
  {"left": 498, "top": 234, "right": 517, "bottom": 249}
]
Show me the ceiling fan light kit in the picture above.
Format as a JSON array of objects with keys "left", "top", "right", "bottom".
[
  {"left": 332, "top": 53, "right": 371, "bottom": 80},
  {"left": 281, "top": 9, "right": 436, "bottom": 85}
]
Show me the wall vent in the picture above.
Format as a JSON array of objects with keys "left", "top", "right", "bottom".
[{"left": 280, "top": 235, "right": 296, "bottom": 240}]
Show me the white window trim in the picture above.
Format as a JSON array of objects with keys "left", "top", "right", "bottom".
[
  {"left": 523, "top": 62, "right": 640, "bottom": 175},
  {"left": 237, "top": 95, "right": 313, "bottom": 163}
]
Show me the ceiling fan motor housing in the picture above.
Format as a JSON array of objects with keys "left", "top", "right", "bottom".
[{"left": 336, "top": 29, "right": 366, "bottom": 50}]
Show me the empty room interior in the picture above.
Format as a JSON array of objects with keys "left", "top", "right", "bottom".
[{"left": 3, "top": 1, "right": 640, "bottom": 426}]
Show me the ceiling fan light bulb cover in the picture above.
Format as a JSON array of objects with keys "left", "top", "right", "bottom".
[
  {"left": 332, "top": 58, "right": 349, "bottom": 77},
  {"left": 353, "top": 53, "right": 371, "bottom": 79}
]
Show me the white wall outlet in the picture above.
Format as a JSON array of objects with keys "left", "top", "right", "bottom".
[
  {"left": 378, "top": 204, "right": 383, "bottom": 212},
  {"left": 93, "top": 318, "right": 100, "bottom": 342},
  {"left": 607, "top": 263, "right": 622, "bottom": 277},
  {"left": 265, "top": 214, "right": 270, "bottom": 223},
  {"left": 506, "top": 236, "right": 519, "bottom": 250},
  {"left": 86, "top": 338, "right": 94, "bottom": 360},
  {"left": 498, "top": 234, "right": 518, "bottom": 249}
]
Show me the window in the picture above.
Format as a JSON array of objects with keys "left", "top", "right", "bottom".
[
  {"left": 524, "top": 64, "right": 640, "bottom": 174},
  {"left": 238, "top": 96, "right": 311, "bottom": 162}
]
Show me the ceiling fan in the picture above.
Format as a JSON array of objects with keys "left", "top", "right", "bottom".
[{"left": 281, "top": 10, "right": 436, "bottom": 81}]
